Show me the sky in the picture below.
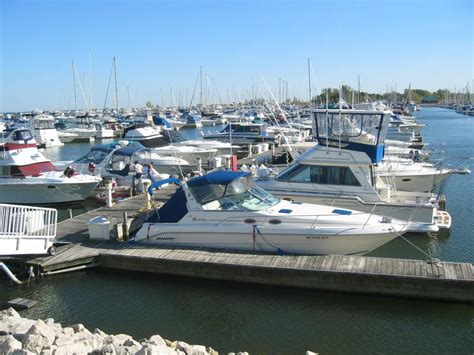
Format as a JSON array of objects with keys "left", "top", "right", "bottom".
[{"left": 0, "top": 0, "right": 472, "bottom": 112}]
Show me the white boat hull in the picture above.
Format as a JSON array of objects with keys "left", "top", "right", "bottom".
[
  {"left": 136, "top": 224, "right": 401, "bottom": 255},
  {"left": 0, "top": 178, "right": 100, "bottom": 204}
]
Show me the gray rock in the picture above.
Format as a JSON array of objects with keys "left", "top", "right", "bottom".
[
  {"left": 305, "top": 352, "right": 318, "bottom": 355},
  {"left": 0, "top": 334, "right": 22, "bottom": 353},
  {"left": 22, "top": 333, "right": 44, "bottom": 353},
  {"left": 12, "top": 350, "right": 36, "bottom": 355},
  {"left": 52, "top": 342, "right": 92, "bottom": 354},
  {"left": 237, "top": 353, "right": 249, "bottom": 355}
]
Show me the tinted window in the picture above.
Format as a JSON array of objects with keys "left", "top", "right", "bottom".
[{"left": 277, "top": 164, "right": 360, "bottom": 186}]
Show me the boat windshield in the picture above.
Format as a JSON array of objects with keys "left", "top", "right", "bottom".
[
  {"left": 190, "top": 176, "right": 280, "bottom": 211},
  {"left": 75, "top": 149, "right": 109, "bottom": 164}
]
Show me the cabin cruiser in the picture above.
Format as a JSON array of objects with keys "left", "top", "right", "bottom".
[
  {"left": 73, "top": 144, "right": 192, "bottom": 186},
  {"left": 180, "top": 113, "right": 203, "bottom": 128},
  {"left": 0, "top": 128, "right": 101, "bottom": 204},
  {"left": 256, "top": 109, "right": 450, "bottom": 233},
  {"left": 203, "top": 122, "right": 277, "bottom": 144},
  {"left": 134, "top": 170, "right": 406, "bottom": 255},
  {"left": 55, "top": 121, "right": 96, "bottom": 143},
  {"left": 24, "top": 114, "right": 63, "bottom": 148},
  {"left": 176, "top": 140, "right": 241, "bottom": 155},
  {"left": 377, "top": 158, "right": 468, "bottom": 192},
  {"left": 122, "top": 122, "right": 168, "bottom": 148}
]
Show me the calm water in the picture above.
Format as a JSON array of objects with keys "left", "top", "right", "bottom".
[{"left": 1, "top": 108, "right": 473, "bottom": 354}]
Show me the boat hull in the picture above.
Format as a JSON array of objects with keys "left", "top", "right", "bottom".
[
  {"left": 136, "top": 224, "right": 401, "bottom": 256},
  {"left": 0, "top": 179, "right": 100, "bottom": 204}
]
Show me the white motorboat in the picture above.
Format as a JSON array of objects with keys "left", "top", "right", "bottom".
[
  {"left": 256, "top": 108, "right": 449, "bottom": 232},
  {"left": 73, "top": 144, "right": 192, "bottom": 186},
  {"left": 0, "top": 203, "right": 57, "bottom": 256},
  {"left": 25, "top": 114, "right": 63, "bottom": 148},
  {"left": 122, "top": 122, "right": 168, "bottom": 148},
  {"left": 203, "top": 122, "right": 277, "bottom": 144},
  {"left": 134, "top": 170, "right": 406, "bottom": 255},
  {"left": 377, "top": 159, "right": 458, "bottom": 192},
  {"left": 149, "top": 145, "right": 217, "bottom": 164},
  {"left": 177, "top": 140, "right": 241, "bottom": 155},
  {"left": 0, "top": 128, "right": 101, "bottom": 204}
]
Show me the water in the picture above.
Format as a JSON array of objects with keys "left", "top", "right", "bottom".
[{"left": 1, "top": 109, "right": 473, "bottom": 353}]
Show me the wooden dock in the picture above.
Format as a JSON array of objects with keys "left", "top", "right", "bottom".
[
  {"left": 27, "top": 241, "right": 474, "bottom": 303},
  {"left": 23, "top": 185, "right": 474, "bottom": 303},
  {"left": 53, "top": 186, "right": 176, "bottom": 244}
]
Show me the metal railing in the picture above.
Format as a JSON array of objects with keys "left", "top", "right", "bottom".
[{"left": 0, "top": 203, "right": 57, "bottom": 238}]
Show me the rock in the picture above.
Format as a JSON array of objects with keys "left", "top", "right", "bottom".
[
  {"left": 52, "top": 342, "right": 92, "bottom": 354},
  {"left": 148, "top": 334, "right": 166, "bottom": 347},
  {"left": 236, "top": 353, "right": 249, "bottom": 355},
  {"left": 61, "top": 327, "right": 74, "bottom": 337},
  {"left": 104, "top": 334, "right": 121, "bottom": 346},
  {"left": 22, "top": 333, "right": 44, "bottom": 353},
  {"left": 99, "top": 343, "right": 118, "bottom": 354},
  {"left": 166, "top": 339, "right": 178, "bottom": 348},
  {"left": 136, "top": 343, "right": 176, "bottom": 355},
  {"left": 305, "top": 352, "right": 318, "bottom": 355},
  {"left": 207, "top": 347, "right": 218, "bottom": 355},
  {"left": 94, "top": 328, "right": 108, "bottom": 338},
  {"left": 69, "top": 323, "right": 86, "bottom": 333},
  {"left": 0, "top": 334, "right": 22, "bottom": 353},
  {"left": 1, "top": 308, "right": 21, "bottom": 319},
  {"left": 27, "top": 319, "right": 57, "bottom": 344},
  {"left": 177, "top": 341, "right": 209, "bottom": 355},
  {"left": 115, "top": 333, "right": 132, "bottom": 344},
  {"left": 44, "top": 319, "right": 55, "bottom": 326},
  {"left": 12, "top": 349, "right": 36, "bottom": 355},
  {"left": 53, "top": 334, "right": 74, "bottom": 347},
  {"left": 0, "top": 317, "right": 36, "bottom": 337}
]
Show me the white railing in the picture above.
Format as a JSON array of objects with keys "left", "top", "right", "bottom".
[{"left": 0, "top": 203, "right": 57, "bottom": 238}]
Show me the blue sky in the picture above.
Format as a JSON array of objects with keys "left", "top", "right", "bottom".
[{"left": 1, "top": 0, "right": 472, "bottom": 111}]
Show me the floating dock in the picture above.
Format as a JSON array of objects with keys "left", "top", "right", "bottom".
[{"left": 21, "top": 186, "right": 474, "bottom": 304}]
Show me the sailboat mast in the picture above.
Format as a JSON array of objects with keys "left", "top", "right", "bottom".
[
  {"left": 89, "top": 49, "right": 92, "bottom": 111},
  {"left": 307, "top": 58, "right": 312, "bottom": 104},
  {"left": 200, "top": 66, "right": 203, "bottom": 108},
  {"left": 72, "top": 59, "right": 78, "bottom": 116},
  {"left": 113, "top": 57, "right": 119, "bottom": 112}
]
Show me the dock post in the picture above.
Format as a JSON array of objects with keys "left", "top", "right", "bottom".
[
  {"left": 122, "top": 211, "right": 129, "bottom": 240},
  {"left": 67, "top": 209, "right": 73, "bottom": 219},
  {"left": 197, "top": 157, "right": 202, "bottom": 175},
  {"left": 248, "top": 144, "right": 253, "bottom": 158},
  {"left": 143, "top": 181, "right": 152, "bottom": 209},
  {"left": 105, "top": 180, "right": 113, "bottom": 207}
]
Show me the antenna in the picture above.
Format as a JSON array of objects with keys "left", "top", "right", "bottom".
[{"left": 200, "top": 65, "right": 203, "bottom": 107}]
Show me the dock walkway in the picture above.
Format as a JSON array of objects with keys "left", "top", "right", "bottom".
[{"left": 27, "top": 241, "right": 474, "bottom": 303}]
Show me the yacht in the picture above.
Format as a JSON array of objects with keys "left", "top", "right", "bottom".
[
  {"left": 122, "top": 122, "right": 168, "bottom": 148},
  {"left": 0, "top": 128, "right": 101, "bottom": 204},
  {"left": 256, "top": 108, "right": 450, "bottom": 233},
  {"left": 180, "top": 113, "right": 203, "bottom": 128},
  {"left": 74, "top": 144, "right": 192, "bottom": 186},
  {"left": 203, "top": 122, "right": 277, "bottom": 144},
  {"left": 134, "top": 170, "right": 406, "bottom": 255},
  {"left": 25, "top": 114, "right": 63, "bottom": 148}
]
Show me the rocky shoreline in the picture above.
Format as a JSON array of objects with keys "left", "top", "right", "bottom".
[{"left": 0, "top": 307, "right": 246, "bottom": 355}]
